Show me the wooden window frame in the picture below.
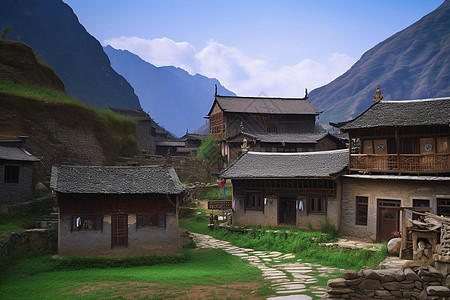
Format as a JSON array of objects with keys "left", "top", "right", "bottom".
[
  {"left": 308, "top": 197, "right": 326, "bottom": 215},
  {"left": 244, "top": 192, "right": 264, "bottom": 212},
  {"left": 355, "top": 196, "right": 368, "bottom": 225},
  {"left": 4, "top": 165, "right": 20, "bottom": 183},
  {"left": 71, "top": 215, "right": 103, "bottom": 232},
  {"left": 437, "top": 198, "right": 450, "bottom": 218},
  {"left": 266, "top": 122, "right": 278, "bottom": 133},
  {"left": 137, "top": 214, "right": 166, "bottom": 229}
]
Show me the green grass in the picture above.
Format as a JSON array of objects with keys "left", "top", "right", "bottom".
[
  {"left": 0, "top": 249, "right": 270, "bottom": 299},
  {"left": 0, "top": 79, "right": 137, "bottom": 127},
  {"left": 194, "top": 187, "right": 232, "bottom": 200},
  {"left": 180, "top": 214, "right": 388, "bottom": 271}
]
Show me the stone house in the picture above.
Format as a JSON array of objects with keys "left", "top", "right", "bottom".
[
  {"left": 217, "top": 149, "right": 348, "bottom": 229},
  {"left": 0, "top": 136, "right": 40, "bottom": 208},
  {"left": 207, "top": 89, "right": 344, "bottom": 167},
  {"left": 336, "top": 97, "right": 450, "bottom": 242},
  {"left": 50, "top": 165, "right": 184, "bottom": 256},
  {"left": 110, "top": 108, "right": 156, "bottom": 154}
]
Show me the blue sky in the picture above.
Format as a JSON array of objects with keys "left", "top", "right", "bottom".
[{"left": 63, "top": 0, "right": 443, "bottom": 97}]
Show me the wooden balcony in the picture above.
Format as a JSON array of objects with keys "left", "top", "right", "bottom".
[{"left": 350, "top": 153, "right": 450, "bottom": 173}]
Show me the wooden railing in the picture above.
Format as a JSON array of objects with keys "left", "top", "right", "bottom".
[{"left": 350, "top": 153, "right": 450, "bottom": 173}]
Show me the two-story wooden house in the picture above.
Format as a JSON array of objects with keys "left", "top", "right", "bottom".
[
  {"left": 207, "top": 89, "right": 344, "bottom": 167},
  {"left": 336, "top": 96, "right": 450, "bottom": 242}
]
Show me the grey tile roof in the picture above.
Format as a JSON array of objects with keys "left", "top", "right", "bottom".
[
  {"left": 344, "top": 174, "right": 450, "bottom": 182},
  {"left": 50, "top": 165, "right": 185, "bottom": 194},
  {"left": 210, "top": 96, "right": 319, "bottom": 115},
  {"left": 341, "top": 97, "right": 450, "bottom": 130},
  {"left": 0, "top": 146, "right": 40, "bottom": 162},
  {"left": 218, "top": 149, "right": 348, "bottom": 179},
  {"left": 242, "top": 132, "right": 329, "bottom": 144}
]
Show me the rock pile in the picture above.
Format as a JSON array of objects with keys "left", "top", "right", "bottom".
[{"left": 323, "top": 265, "right": 450, "bottom": 299}]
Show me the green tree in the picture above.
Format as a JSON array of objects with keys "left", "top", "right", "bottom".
[
  {"left": 1, "top": 26, "right": 10, "bottom": 40},
  {"left": 197, "top": 135, "right": 218, "bottom": 164}
]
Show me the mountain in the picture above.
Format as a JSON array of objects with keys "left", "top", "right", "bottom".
[
  {"left": 104, "top": 46, "right": 235, "bottom": 137},
  {"left": 309, "top": 0, "right": 450, "bottom": 129},
  {"left": 0, "top": 0, "right": 141, "bottom": 109}
]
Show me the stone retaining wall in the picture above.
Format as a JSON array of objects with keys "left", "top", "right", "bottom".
[
  {"left": 9, "top": 228, "right": 57, "bottom": 256},
  {"left": 324, "top": 266, "right": 450, "bottom": 299}
]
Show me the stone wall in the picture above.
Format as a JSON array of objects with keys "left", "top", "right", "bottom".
[
  {"left": 340, "top": 177, "right": 450, "bottom": 241},
  {"left": 8, "top": 228, "right": 57, "bottom": 256},
  {"left": 324, "top": 266, "right": 450, "bottom": 299},
  {"left": 134, "top": 156, "right": 216, "bottom": 183},
  {"left": 59, "top": 213, "right": 179, "bottom": 257},
  {"left": 0, "top": 162, "right": 34, "bottom": 208}
]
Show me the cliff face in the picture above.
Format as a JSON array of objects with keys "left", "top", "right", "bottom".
[
  {"left": 0, "top": 41, "right": 64, "bottom": 91},
  {"left": 308, "top": 0, "right": 450, "bottom": 128},
  {"left": 0, "top": 0, "right": 141, "bottom": 109},
  {"left": 0, "top": 42, "right": 138, "bottom": 184}
]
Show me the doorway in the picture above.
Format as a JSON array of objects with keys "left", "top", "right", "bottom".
[
  {"left": 377, "top": 199, "right": 401, "bottom": 242},
  {"left": 111, "top": 214, "right": 128, "bottom": 248},
  {"left": 278, "top": 197, "right": 297, "bottom": 225}
]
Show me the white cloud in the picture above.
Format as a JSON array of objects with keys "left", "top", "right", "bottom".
[
  {"left": 104, "top": 37, "right": 355, "bottom": 97},
  {"left": 104, "top": 36, "right": 197, "bottom": 73}
]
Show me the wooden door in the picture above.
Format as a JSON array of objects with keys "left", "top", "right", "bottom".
[
  {"left": 377, "top": 199, "right": 401, "bottom": 242},
  {"left": 279, "top": 197, "right": 296, "bottom": 225},
  {"left": 111, "top": 214, "right": 128, "bottom": 248}
]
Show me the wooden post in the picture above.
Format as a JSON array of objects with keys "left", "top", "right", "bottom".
[
  {"left": 348, "top": 133, "right": 352, "bottom": 169},
  {"left": 395, "top": 127, "right": 400, "bottom": 171}
]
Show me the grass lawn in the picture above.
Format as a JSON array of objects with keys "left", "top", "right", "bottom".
[
  {"left": 180, "top": 213, "right": 389, "bottom": 271},
  {"left": 0, "top": 249, "right": 272, "bottom": 299}
]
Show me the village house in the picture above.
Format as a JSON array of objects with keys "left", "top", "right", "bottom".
[
  {"left": 217, "top": 149, "right": 348, "bottom": 229},
  {"left": 336, "top": 95, "right": 450, "bottom": 242},
  {"left": 110, "top": 108, "right": 156, "bottom": 154},
  {"left": 50, "top": 165, "right": 184, "bottom": 256},
  {"left": 0, "top": 136, "right": 40, "bottom": 208},
  {"left": 207, "top": 87, "right": 344, "bottom": 167}
]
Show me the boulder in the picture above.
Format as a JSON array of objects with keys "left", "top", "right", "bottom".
[{"left": 387, "top": 237, "right": 402, "bottom": 256}]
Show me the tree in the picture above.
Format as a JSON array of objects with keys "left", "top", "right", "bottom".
[
  {"left": 1, "top": 26, "right": 10, "bottom": 40},
  {"left": 197, "top": 135, "right": 218, "bottom": 164}
]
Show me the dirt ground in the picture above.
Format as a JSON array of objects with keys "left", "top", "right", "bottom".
[{"left": 74, "top": 280, "right": 268, "bottom": 299}]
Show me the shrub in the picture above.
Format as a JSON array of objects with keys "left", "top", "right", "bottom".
[
  {"left": 318, "top": 218, "right": 339, "bottom": 240},
  {"left": 197, "top": 135, "right": 218, "bottom": 164}
]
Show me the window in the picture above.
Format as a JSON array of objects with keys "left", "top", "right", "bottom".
[
  {"left": 266, "top": 122, "right": 277, "bottom": 133},
  {"left": 356, "top": 196, "right": 368, "bottom": 225},
  {"left": 412, "top": 199, "right": 430, "bottom": 220},
  {"left": 308, "top": 197, "right": 326, "bottom": 214},
  {"left": 137, "top": 214, "right": 166, "bottom": 228},
  {"left": 245, "top": 192, "right": 263, "bottom": 211},
  {"left": 71, "top": 216, "right": 102, "bottom": 231},
  {"left": 4, "top": 165, "right": 20, "bottom": 183},
  {"left": 437, "top": 198, "right": 450, "bottom": 217}
]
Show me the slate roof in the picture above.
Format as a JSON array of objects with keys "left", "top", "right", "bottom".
[
  {"left": 208, "top": 95, "right": 319, "bottom": 116},
  {"left": 341, "top": 97, "right": 450, "bottom": 130},
  {"left": 241, "top": 132, "right": 329, "bottom": 144},
  {"left": 218, "top": 149, "right": 348, "bottom": 179},
  {"left": 0, "top": 145, "right": 40, "bottom": 162},
  {"left": 50, "top": 165, "right": 185, "bottom": 194}
]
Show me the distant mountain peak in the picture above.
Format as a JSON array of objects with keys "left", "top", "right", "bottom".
[
  {"left": 309, "top": 1, "right": 449, "bottom": 129},
  {"left": 104, "top": 45, "right": 235, "bottom": 136}
]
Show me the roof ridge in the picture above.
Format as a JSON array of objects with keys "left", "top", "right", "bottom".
[
  {"left": 381, "top": 97, "right": 450, "bottom": 103},
  {"left": 246, "top": 149, "right": 348, "bottom": 156}
]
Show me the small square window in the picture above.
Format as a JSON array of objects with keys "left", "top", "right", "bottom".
[
  {"left": 72, "top": 216, "right": 102, "bottom": 231},
  {"left": 137, "top": 214, "right": 166, "bottom": 228},
  {"left": 4, "top": 165, "right": 20, "bottom": 183}
]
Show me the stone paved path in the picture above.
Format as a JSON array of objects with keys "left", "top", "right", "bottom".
[{"left": 192, "top": 233, "right": 342, "bottom": 298}]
